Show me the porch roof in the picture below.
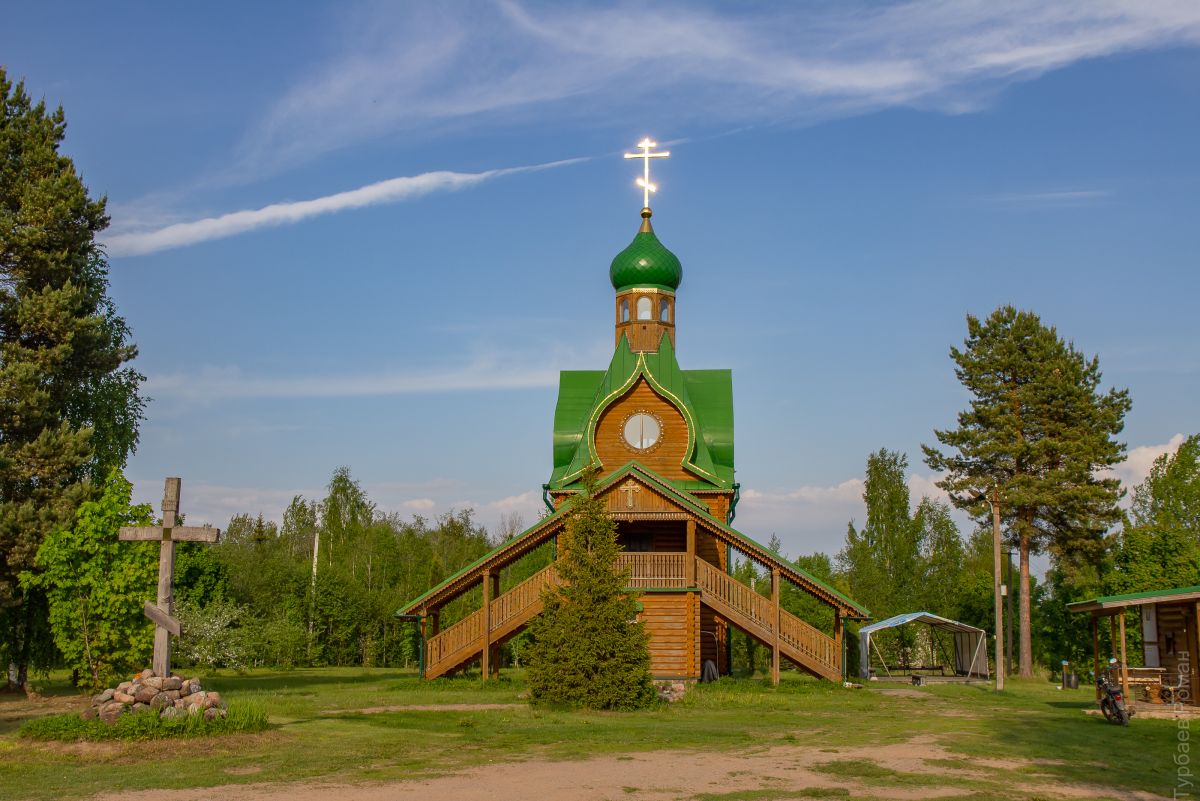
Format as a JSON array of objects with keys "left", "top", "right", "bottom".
[{"left": 1067, "top": 585, "right": 1200, "bottom": 615}]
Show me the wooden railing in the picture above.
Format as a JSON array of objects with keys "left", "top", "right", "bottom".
[
  {"left": 425, "top": 606, "right": 484, "bottom": 672},
  {"left": 694, "top": 558, "right": 775, "bottom": 631},
  {"left": 617, "top": 552, "right": 688, "bottom": 588},
  {"left": 779, "top": 603, "right": 837, "bottom": 670},
  {"left": 489, "top": 563, "right": 557, "bottom": 631},
  {"left": 425, "top": 552, "right": 839, "bottom": 680},
  {"left": 694, "top": 557, "right": 839, "bottom": 678}
]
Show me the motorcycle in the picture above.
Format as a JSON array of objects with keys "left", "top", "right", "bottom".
[{"left": 1097, "top": 658, "right": 1133, "bottom": 726}]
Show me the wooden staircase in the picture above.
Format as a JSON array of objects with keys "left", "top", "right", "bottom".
[
  {"left": 422, "top": 557, "right": 841, "bottom": 681},
  {"left": 425, "top": 563, "right": 558, "bottom": 679},
  {"left": 693, "top": 559, "right": 841, "bottom": 681}
]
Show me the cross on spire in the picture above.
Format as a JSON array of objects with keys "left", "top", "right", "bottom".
[{"left": 623, "top": 137, "right": 670, "bottom": 209}]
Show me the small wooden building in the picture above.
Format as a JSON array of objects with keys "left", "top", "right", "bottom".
[
  {"left": 1068, "top": 585, "right": 1200, "bottom": 705},
  {"left": 398, "top": 205, "right": 869, "bottom": 684}
]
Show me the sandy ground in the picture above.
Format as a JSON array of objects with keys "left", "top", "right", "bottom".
[{"left": 93, "top": 734, "right": 1165, "bottom": 801}]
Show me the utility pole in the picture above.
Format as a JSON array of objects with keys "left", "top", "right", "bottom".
[
  {"left": 1005, "top": 549, "right": 1014, "bottom": 678},
  {"left": 991, "top": 486, "right": 1005, "bottom": 691}
]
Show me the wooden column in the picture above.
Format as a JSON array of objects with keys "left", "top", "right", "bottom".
[
  {"left": 430, "top": 609, "right": 440, "bottom": 636},
  {"left": 1092, "top": 616, "right": 1100, "bottom": 702},
  {"left": 490, "top": 571, "right": 502, "bottom": 678},
  {"left": 834, "top": 612, "right": 844, "bottom": 681},
  {"left": 771, "top": 567, "right": 781, "bottom": 686},
  {"left": 1110, "top": 616, "right": 1118, "bottom": 659},
  {"left": 1118, "top": 611, "right": 1130, "bottom": 702},
  {"left": 685, "top": 519, "right": 696, "bottom": 586},
  {"left": 481, "top": 568, "right": 492, "bottom": 681}
]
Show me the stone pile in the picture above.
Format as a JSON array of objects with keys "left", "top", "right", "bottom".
[
  {"left": 654, "top": 680, "right": 689, "bottom": 703},
  {"left": 84, "top": 669, "right": 228, "bottom": 724}
]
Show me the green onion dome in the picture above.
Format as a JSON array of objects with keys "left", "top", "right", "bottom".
[{"left": 609, "top": 208, "right": 683, "bottom": 292}]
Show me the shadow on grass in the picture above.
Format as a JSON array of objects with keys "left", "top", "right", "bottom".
[{"left": 204, "top": 669, "right": 415, "bottom": 694}]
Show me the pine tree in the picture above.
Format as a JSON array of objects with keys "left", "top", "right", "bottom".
[
  {"left": 526, "top": 469, "right": 655, "bottom": 709},
  {"left": 0, "top": 71, "right": 145, "bottom": 689},
  {"left": 923, "top": 306, "right": 1130, "bottom": 677}
]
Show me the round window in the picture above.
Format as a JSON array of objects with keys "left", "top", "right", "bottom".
[{"left": 622, "top": 412, "right": 661, "bottom": 450}]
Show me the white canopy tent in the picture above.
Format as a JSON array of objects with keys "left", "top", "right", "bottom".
[{"left": 859, "top": 611, "right": 989, "bottom": 680}]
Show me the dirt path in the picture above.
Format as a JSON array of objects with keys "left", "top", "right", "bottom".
[{"left": 94, "top": 735, "right": 1163, "bottom": 801}]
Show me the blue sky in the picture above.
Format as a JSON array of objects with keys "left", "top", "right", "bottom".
[{"left": 3, "top": 1, "right": 1198, "bottom": 559}]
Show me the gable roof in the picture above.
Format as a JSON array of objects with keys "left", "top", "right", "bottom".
[
  {"left": 548, "top": 333, "right": 734, "bottom": 491},
  {"left": 399, "top": 461, "right": 868, "bottom": 618}
]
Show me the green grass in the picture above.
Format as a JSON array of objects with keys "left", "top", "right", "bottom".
[
  {"left": 19, "top": 701, "right": 268, "bottom": 741},
  {"left": 0, "top": 669, "right": 1179, "bottom": 801}
]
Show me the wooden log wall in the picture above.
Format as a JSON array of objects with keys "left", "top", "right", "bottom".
[
  {"left": 639, "top": 592, "right": 699, "bottom": 678},
  {"left": 1158, "top": 602, "right": 1196, "bottom": 702},
  {"left": 595, "top": 380, "right": 697, "bottom": 482}
]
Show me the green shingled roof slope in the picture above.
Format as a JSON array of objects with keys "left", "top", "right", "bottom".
[{"left": 547, "top": 333, "right": 733, "bottom": 491}]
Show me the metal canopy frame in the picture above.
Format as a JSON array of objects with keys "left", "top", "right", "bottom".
[{"left": 859, "top": 611, "right": 990, "bottom": 680}]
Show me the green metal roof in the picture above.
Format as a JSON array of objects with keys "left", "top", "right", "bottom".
[
  {"left": 609, "top": 217, "right": 682, "bottom": 292},
  {"left": 1068, "top": 584, "right": 1200, "bottom": 614},
  {"left": 547, "top": 334, "right": 734, "bottom": 491}
]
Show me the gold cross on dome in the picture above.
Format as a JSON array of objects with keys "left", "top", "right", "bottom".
[{"left": 623, "top": 138, "right": 670, "bottom": 209}]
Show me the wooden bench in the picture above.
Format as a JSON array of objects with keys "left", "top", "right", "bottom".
[{"left": 1119, "top": 667, "right": 1167, "bottom": 702}]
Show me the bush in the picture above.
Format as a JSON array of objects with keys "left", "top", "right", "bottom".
[{"left": 19, "top": 701, "right": 268, "bottom": 741}]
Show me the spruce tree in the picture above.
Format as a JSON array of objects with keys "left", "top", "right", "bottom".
[
  {"left": 923, "top": 306, "right": 1129, "bottom": 677},
  {"left": 0, "top": 71, "right": 145, "bottom": 689},
  {"left": 527, "top": 469, "right": 655, "bottom": 709}
]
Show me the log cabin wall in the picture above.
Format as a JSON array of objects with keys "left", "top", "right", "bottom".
[
  {"left": 639, "top": 591, "right": 700, "bottom": 678},
  {"left": 1156, "top": 602, "right": 1195, "bottom": 702},
  {"left": 700, "top": 604, "right": 728, "bottom": 674},
  {"left": 595, "top": 379, "right": 696, "bottom": 482}
]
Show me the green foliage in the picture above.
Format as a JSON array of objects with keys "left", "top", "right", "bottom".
[
  {"left": 19, "top": 700, "right": 268, "bottom": 741},
  {"left": 923, "top": 305, "right": 1130, "bottom": 675},
  {"left": 20, "top": 471, "right": 154, "bottom": 689},
  {"left": 0, "top": 69, "right": 145, "bottom": 688},
  {"left": 175, "top": 598, "right": 249, "bottom": 672},
  {"left": 1111, "top": 434, "right": 1200, "bottom": 592},
  {"left": 838, "top": 450, "right": 925, "bottom": 617},
  {"left": 527, "top": 469, "right": 656, "bottom": 710},
  {"left": 837, "top": 450, "right": 966, "bottom": 621},
  {"left": 168, "top": 467, "right": 495, "bottom": 671}
]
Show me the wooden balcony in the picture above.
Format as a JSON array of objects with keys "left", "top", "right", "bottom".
[{"left": 616, "top": 552, "right": 689, "bottom": 588}]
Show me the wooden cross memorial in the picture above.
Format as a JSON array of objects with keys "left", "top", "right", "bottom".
[{"left": 119, "top": 477, "right": 220, "bottom": 677}]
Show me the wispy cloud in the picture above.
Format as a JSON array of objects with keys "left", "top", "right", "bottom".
[
  {"left": 242, "top": 1, "right": 1200, "bottom": 171},
  {"left": 104, "top": 157, "right": 584, "bottom": 257},
  {"left": 986, "top": 189, "right": 1115, "bottom": 208},
  {"left": 145, "top": 359, "right": 559, "bottom": 402}
]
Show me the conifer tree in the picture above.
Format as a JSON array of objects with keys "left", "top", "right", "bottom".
[
  {"left": 527, "top": 469, "right": 655, "bottom": 709},
  {"left": 0, "top": 71, "right": 145, "bottom": 689},
  {"left": 923, "top": 306, "right": 1129, "bottom": 677}
]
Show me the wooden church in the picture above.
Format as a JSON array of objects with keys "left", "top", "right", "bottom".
[{"left": 400, "top": 141, "right": 867, "bottom": 684}]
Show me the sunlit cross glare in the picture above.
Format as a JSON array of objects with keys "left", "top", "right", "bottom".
[{"left": 623, "top": 138, "right": 670, "bottom": 208}]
